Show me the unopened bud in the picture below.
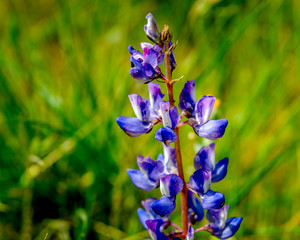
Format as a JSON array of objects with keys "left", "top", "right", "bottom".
[
  {"left": 161, "top": 25, "right": 172, "bottom": 43},
  {"left": 144, "top": 13, "right": 162, "bottom": 46}
]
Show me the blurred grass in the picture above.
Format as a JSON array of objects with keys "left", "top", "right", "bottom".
[{"left": 0, "top": 0, "right": 299, "bottom": 239}]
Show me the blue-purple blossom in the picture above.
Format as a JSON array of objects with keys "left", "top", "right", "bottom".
[
  {"left": 148, "top": 173, "right": 183, "bottom": 216},
  {"left": 155, "top": 127, "right": 177, "bottom": 146},
  {"left": 160, "top": 174, "right": 183, "bottom": 198},
  {"left": 200, "top": 190, "right": 225, "bottom": 210},
  {"left": 127, "top": 155, "right": 164, "bottom": 191},
  {"left": 188, "top": 190, "right": 204, "bottom": 223},
  {"left": 155, "top": 101, "right": 179, "bottom": 145},
  {"left": 206, "top": 205, "right": 243, "bottom": 239},
  {"left": 179, "top": 80, "right": 228, "bottom": 139},
  {"left": 146, "top": 219, "right": 168, "bottom": 240},
  {"left": 129, "top": 43, "right": 164, "bottom": 83},
  {"left": 189, "top": 168, "right": 211, "bottom": 195},
  {"left": 150, "top": 196, "right": 176, "bottom": 216},
  {"left": 144, "top": 13, "right": 162, "bottom": 46},
  {"left": 194, "top": 143, "right": 229, "bottom": 182},
  {"left": 158, "top": 143, "right": 177, "bottom": 174},
  {"left": 189, "top": 168, "right": 225, "bottom": 210},
  {"left": 138, "top": 198, "right": 164, "bottom": 229},
  {"left": 116, "top": 83, "right": 164, "bottom": 137}
]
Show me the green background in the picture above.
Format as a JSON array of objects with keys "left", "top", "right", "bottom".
[{"left": 0, "top": 0, "right": 299, "bottom": 239}]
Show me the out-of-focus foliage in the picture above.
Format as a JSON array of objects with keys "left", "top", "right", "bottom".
[{"left": 0, "top": 0, "right": 299, "bottom": 239}]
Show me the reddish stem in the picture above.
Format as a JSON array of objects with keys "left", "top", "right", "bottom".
[{"left": 164, "top": 41, "right": 188, "bottom": 239}]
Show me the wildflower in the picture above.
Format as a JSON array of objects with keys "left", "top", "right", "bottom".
[
  {"left": 194, "top": 143, "right": 229, "bottom": 182},
  {"left": 146, "top": 219, "right": 169, "bottom": 240},
  {"left": 116, "top": 83, "right": 164, "bottom": 137},
  {"left": 137, "top": 198, "right": 166, "bottom": 229},
  {"left": 155, "top": 101, "right": 179, "bottom": 145},
  {"left": 206, "top": 205, "right": 243, "bottom": 239},
  {"left": 187, "top": 190, "right": 204, "bottom": 223},
  {"left": 189, "top": 168, "right": 225, "bottom": 210},
  {"left": 129, "top": 43, "right": 164, "bottom": 83},
  {"left": 127, "top": 155, "right": 164, "bottom": 191},
  {"left": 179, "top": 80, "right": 228, "bottom": 139}
]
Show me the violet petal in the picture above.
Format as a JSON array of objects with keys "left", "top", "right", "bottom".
[
  {"left": 155, "top": 127, "right": 177, "bottom": 146},
  {"left": 194, "top": 143, "right": 215, "bottom": 171},
  {"left": 189, "top": 168, "right": 211, "bottom": 195},
  {"left": 116, "top": 116, "right": 153, "bottom": 137},
  {"left": 194, "top": 96, "right": 216, "bottom": 125},
  {"left": 160, "top": 174, "right": 183, "bottom": 197},
  {"left": 193, "top": 119, "right": 228, "bottom": 140},
  {"left": 150, "top": 196, "right": 176, "bottom": 216},
  {"left": 179, "top": 80, "right": 196, "bottom": 116},
  {"left": 127, "top": 169, "right": 157, "bottom": 191},
  {"left": 200, "top": 190, "right": 225, "bottom": 210},
  {"left": 212, "top": 158, "right": 229, "bottom": 183}
]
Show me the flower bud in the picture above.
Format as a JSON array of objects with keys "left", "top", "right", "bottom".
[
  {"left": 144, "top": 13, "right": 162, "bottom": 46},
  {"left": 161, "top": 25, "right": 172, "bottom": 43}
]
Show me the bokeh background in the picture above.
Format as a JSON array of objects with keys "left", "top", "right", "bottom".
[{"left": 0, "top": 0, "right": 299, "bottom": 239}]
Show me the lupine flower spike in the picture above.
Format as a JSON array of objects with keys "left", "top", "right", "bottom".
[{"left": 116, "top": 13, "right": 242, "bottom": 240}]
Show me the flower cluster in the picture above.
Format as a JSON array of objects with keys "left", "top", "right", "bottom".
[{"left": 116, "top": 13, "right": 242, "bottom": 239}]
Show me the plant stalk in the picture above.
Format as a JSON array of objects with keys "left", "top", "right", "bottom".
[{"left": 164, "top": 42, "right": 188, "bottom": 239}]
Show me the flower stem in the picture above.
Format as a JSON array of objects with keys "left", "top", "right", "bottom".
[{"left": 164, "top": 41, "right": 188, "bottom": 239}]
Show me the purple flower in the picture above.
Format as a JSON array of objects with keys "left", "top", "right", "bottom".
[
  {"left": 179, "top": 80, "right": 228, "bottom": 139},
  {"left": 146, "top": 219, "right": 169, "bottom": 240},
  {"left": 116, "top": 83, "right": 164, "bottom": 137},
  {"left": 160, "top": 174, "right": 183, "bottom": 198},
  {"left": 129, "top": 43, "right": 164, "bottom": 83},
  {"left": 206, "top": 205, "right": 243, "bottom": 239},
  {"left": 144, "top": 13, "right": 162, "bottom": 46},
  {"left": 150, "top": 196, "right": 176, "bottom": 216},
  {"left": 155, "top": 101, "right": 179, "bottom": 145},
  {"left": 188, "top": 190, "right": 204, "bottom": 223},
  {"left": 157, "top": 143, "right": 177, "bottom": 175},
  {"left": 127, "top": 155, "right": 164, "bottom": 191},
  {"left": 189, "top": 168, "right": 225, "bottom": 210},
  {"left": 138, "top": 198, "right": 164, "bottom": 229},
  {"left": 194, "top": 143, "right": 229, "bottom": 183}
]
